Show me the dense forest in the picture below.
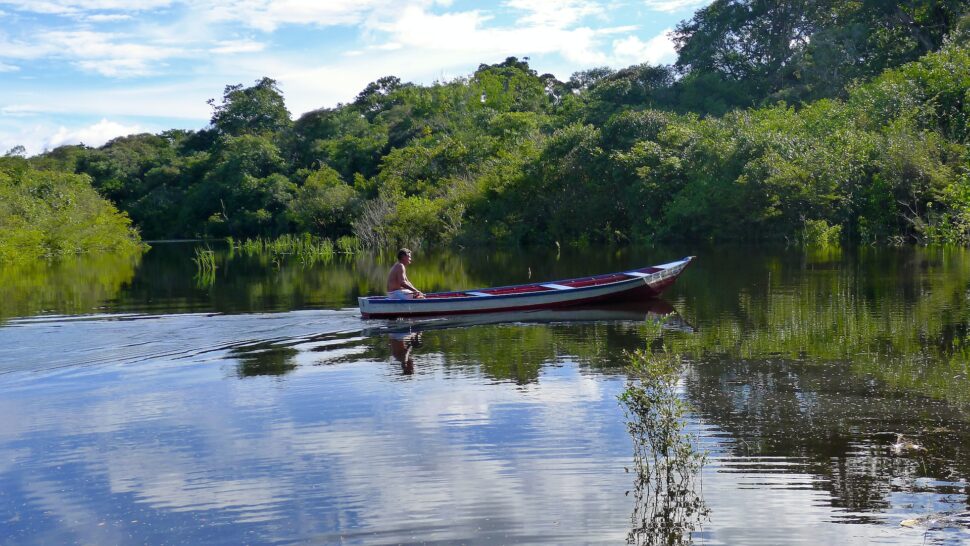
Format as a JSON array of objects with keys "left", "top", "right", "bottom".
[{"left": 5, "top": 0, "right": 970, "bottom": 255}]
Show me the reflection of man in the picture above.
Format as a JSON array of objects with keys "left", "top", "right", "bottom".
[
  {"left": 387, "top": 248, "right": 425, "bottom": 300},
  {"left": 389, "top": 332, "right": 422, "bottom": 374}
]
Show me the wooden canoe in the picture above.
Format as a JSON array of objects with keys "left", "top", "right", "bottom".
[{"left": 358, "top": 256, "right": 694, "bottom": 319}]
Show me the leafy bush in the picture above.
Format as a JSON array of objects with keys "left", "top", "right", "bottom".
[{"left": 0, "top": 157, "right": 143, "bottom": 262}]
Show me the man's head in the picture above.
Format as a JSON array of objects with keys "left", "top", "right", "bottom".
[{"left": 397, "top": 248, "right": 412, "bottom": 264}]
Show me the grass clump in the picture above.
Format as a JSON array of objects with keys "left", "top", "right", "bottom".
[{"left": 226, "top": 234, "right": 359, "bottom": 265}]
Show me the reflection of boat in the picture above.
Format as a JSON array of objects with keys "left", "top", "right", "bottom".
[
  {"left": 363, "top": 299, "right": 694, "bottom": 335},
  {"left": 359, "top": 257, "right": 694, "bottom": 319}
]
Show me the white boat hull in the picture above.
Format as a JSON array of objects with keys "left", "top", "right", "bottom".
[{"left": 359, "top": 257, "right": 693, "bottom": 319}]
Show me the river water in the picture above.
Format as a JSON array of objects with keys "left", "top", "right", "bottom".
[{"left": 0, "top": 243, "right": 968, "bottom": 545}]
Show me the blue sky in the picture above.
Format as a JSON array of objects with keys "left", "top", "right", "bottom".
[{"left": 0, "top": 0, "right": 710, "bottom": 155}]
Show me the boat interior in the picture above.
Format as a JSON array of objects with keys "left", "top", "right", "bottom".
[{"left": 368, "top": 265, "right": 666, "bottom": 301}]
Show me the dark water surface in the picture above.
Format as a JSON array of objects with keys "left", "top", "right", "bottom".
[{"left": 1, "top": 243, "right": 969, "bottom": 544}]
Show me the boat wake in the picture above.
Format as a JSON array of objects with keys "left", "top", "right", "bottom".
[{"left": 0, "top": 309, "right": 364, "bottom": 379}]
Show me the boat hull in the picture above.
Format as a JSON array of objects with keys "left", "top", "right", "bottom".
[{"left": 359, "top": 256, "right": 693, "bottom": 319}]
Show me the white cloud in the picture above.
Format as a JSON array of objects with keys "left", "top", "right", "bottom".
[
  {"left": 1, "top": 103, "right": 44, "bottom": 116},
  {"left": 371, "top": 42, "right": 403, "bottom": 51},
  {"left": 0, "top": 29, "right": 189, "bottom": 76},
  {"left": 47, "top": 30, "right": 186, "bottom": 75},
  {"left": 191, "top": 1, "right": 618, "bottom": 116},
  {"left": 251, "top": 4, "right": 660, "bottom": 115},
  {"left": 46, "top": 118, "right": 145, "bottom": 149},
  {"left": 0, "top": 79, "right": 213, "bottom": 154},
  {"left": 367, "top": 6, "right": 610, "bottom": 65},
  {"left": 210, "top": 39, "right": 265, "bottom": 55},
  {"left": 505, "top": 0, "right": 604, "bottom": 27},
  {"left": 643, "top": 0, "right": 711, "bottom": 13},
  {"left": 0, "top": 0, "right": 689, "bottom": 153},
  {"left": 0, "top": 0, "right": 173, "bottom": 15},
  {"left": 83, "top": 13, "right": 132, "bottom": 21},
  {"left": 611, "top": 29, "right": 676, "bottom": 65},
  {"left": 0, "top": 118, "right": 148, "bottom": 156},
  {"left": 203, "top": 0, "right": 395, "bottom": 32}
]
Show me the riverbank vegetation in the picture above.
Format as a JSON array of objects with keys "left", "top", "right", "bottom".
[
  {"left": 12, "top": 0, "right": 970, "bottom": 249},
  {"left": 0, "top": 154, "right": 144, "bottom": 262}
]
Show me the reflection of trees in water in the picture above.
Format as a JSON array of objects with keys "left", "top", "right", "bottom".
[
  {"left": 682, "top": 357, "right": 970, "bottom": 515},
  {"left": 231, "top": 343, "right": 299, "bottom": 377},
  {"left": 0, "top": 251, "right": 141, "bottom": 321},
  {"left": 653, "top": 246, "right": 970, "bottom": 518},
  {"left": 620, "top": 346, "right": 707, "bottom": 545},
  {"left": 675, "top": 246, "right": 970, "bottom": 410},
  {"left": 386, "top": 322, "right": 655, "bottom": 383}
]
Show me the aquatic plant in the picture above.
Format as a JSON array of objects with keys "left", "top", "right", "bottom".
[
  {"left": 619, "top": 332, "right": 708, "bottom": 545},
  {"left": 192, "top": 246, "right": 217, "bottom": 287},
  {"left": 192, "top": 246, "right": 217, "bottom": 272},
  {"left": 336, "top": 235, "right": 361, "bottom": 254},
  {"left": 225, "top": 234, "right": 353, "bottom": 265}
]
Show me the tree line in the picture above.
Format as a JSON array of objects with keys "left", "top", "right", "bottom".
[{"left": 6, "top": 0, "right": 970, "bottom": 255}]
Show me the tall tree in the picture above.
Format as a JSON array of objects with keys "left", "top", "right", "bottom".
[
  {"left": 674, "top": 0, "right": 830, "bottom": 103},
  {"left": 673, "top": 0, "right": 970, "bottom": 106},
  {"left": 208, "top": 77, "right": 292, "bottom": 137}
]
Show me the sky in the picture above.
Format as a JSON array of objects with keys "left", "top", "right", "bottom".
[{"left": 0, "top": 0, "right": 711, "bottom": 156}]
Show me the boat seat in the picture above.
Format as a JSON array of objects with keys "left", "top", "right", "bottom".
[
  {"left": 540, "top": 283, "right": 575, "bottom": 290},
  {"left": 624, "top": 271, "right": 651, "bottom": 278},
  {"left": 465, "top": 291, "right": 493, "bottom": 297}
]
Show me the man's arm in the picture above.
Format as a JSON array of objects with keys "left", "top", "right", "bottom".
[{"left": 401, "top": 269, "right": 423, "bottom": 296}]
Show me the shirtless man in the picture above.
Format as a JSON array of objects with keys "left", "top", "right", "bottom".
[{"left": 387, "top": 248, "right": 425, "bottom": 299}]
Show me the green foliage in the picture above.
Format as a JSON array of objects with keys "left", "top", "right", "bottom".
[
  {"left": 0, "top": 157, "right": 144, "bottom": 262},
  {"left": 192, "top": 245, "right": 217, "bottom": 287},
  {"left": 673, "top": 0, "right": 970, "bottom": 108},
  {"left": 23, "top": 17, "right": 970, "bottom": 249},
  {"left": 620, "top": 337, "right": 708, "bottom": 545},
  {"left": 802, "top": 219, "right": 842, "bottom": 245},
  {"left": 471, "top": 57, "right": 549, "bottom": 113},
  {"left": 228, "top": 233, "right": 346, "bottom": 266},
  {"left": 192, "top": 245, "right": 217, "bottom": 272},
  {"left": 288, "top": 165, "right": 360, "bottom": 235},
  {"left": 208, "top": 77, "right": 292, "bottom": 137},
  {"left": 336, "top": 235, "right": 361, "bottom": 253}
]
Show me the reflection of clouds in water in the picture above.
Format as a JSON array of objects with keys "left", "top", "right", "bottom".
[
  {"left": 701, "top": 459, "right": 900, "bottom": 545},
  {"left": 0, "top": 399, "right": 32, "bottom": 440},
  {"left": 409, "top": 356, "right": 607, "bottom": 425},
  {"left": 0, "top": 327, "right": 933, "bottom": 545},
  {"left": 1, "top": 349, "right": 633, "bottom": 542},
  {"left": 22, "top": 478, "right": 127, "bottom": 545},
  {"left": 285, "top": 416, "right": 627, "bottom": 542},
  {"left": 0, "top": 447, "right": 29, "bottom": 475}
]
